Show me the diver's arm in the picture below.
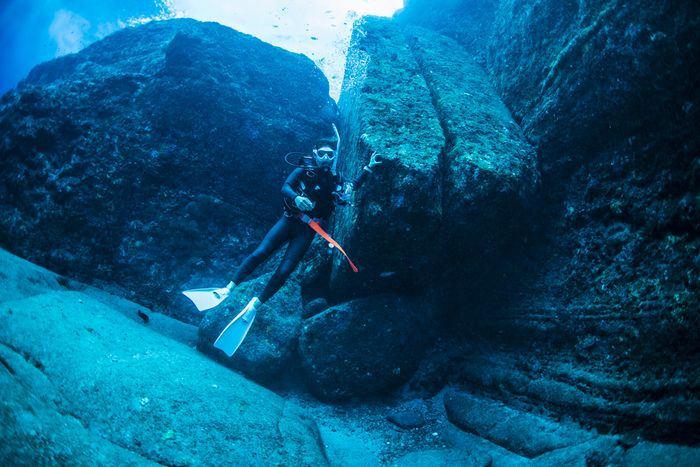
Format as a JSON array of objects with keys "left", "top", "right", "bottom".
[
  {"left": 349, "top": 152, "right": 382, "bottom": 190},
  {"left": 282, "top": 168, "right": 304, "bottom": 200},
  {"left": 282, "top": 168, "right": 314, "bottom": 211},
  {"left": 350, "top": 167, "right": 370, "bottom": 190}
]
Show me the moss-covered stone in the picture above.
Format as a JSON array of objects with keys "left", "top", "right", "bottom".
[
  {"left": 298, "top": 294, "right": 434, "bottom": 401},
  {"left": 331, "top": 17, "right": 538, "bottom": 305},
  {"left": 197, "top": 272, "right": 303, "bottom": 384},
  {"left": 0, "top": 19, "right": 336, "bottom": 322}
]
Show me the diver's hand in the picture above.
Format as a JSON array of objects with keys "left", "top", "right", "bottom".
[
  {"left": 294, "top": 196, "right": 315, "bottom": 211},
  {"left": 368, "top": 151, "right": 383, "bottom": 169}
]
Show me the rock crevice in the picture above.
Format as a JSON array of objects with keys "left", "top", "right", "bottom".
[{"left": 404, "top": 34, "right": 451, "bottom": 220}]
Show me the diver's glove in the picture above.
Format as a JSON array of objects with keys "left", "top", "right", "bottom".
[
  {"left": 294, "top": 196, "right": 315, "bottom": 211},
  {"left": 368, "top": 151, "right": 383, "bottom": 169},
  {"left": 363, "top": 152, "right": 383, "bottom": 173}
]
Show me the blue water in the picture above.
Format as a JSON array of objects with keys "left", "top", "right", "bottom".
[{"left": 0, "top": 0, "right": 164, "bottom": 94}]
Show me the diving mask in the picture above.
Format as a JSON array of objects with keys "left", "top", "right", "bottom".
[{"left": 314, "top": 146, "right": 336, "bottom": 167}]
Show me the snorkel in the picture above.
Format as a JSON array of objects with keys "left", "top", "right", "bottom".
[
  {"left": 283, "top": 123, "right": 341, "bottom": 173},
  {"left": 331, "top": 123, "right": 340, "bottom": 176}
]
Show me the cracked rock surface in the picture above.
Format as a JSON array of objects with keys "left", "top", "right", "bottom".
[{"left": 0, "top": 249, "right": 328, "bottom": 466}]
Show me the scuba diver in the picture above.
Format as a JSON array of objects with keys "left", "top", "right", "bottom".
[{"left": 182, "top": 124, "right": 382, "bottom": 356}]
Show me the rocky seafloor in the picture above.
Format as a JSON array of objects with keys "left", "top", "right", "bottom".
[{"left": 3, "top": 247, "right": 700, "bottom": 465}]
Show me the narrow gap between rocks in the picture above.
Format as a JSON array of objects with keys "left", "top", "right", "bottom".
[
  {"left": 404, "top": 33, "right": 451, "bottom": 221},
  {"left": 1, "top": 341, "right": 46, "bottom": 374},
  {"left": 0, "top": 352, "right": 16, "bottom": 375}
]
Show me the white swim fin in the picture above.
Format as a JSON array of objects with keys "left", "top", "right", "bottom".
[
  {"left": 182, "top": 281, "right": 234, "bottom": 311},
  {"left": 213, "top": 297, "right": 261, "bottom": 357}
]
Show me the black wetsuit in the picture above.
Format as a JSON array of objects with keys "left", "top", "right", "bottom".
[{"left": 232, "top": 165, "right": 370, "bottom": 302}]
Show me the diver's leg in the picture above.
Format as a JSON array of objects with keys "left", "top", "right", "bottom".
[
  {"left": 258, "top": 222, "right": 314, "bottom": 302},
  {"left": 231, "top": 216, "right": 293, "bottom": 285}
]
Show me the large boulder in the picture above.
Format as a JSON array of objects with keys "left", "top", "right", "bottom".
[
  {"left": 0, "top": 249, "right": 328, "bottom": 465},
  {"left": 197, "top": 271, "right": 303, "bottom": 384},
  {"left": 298, "top": 294, "right": 434, "bottom": 401},
  {"left": 0, "top": 18, "right": 336, "bottom": 322},
  {"left": 0, "top": 248, "right": 68, "bottom": 302},
  {"left": 332, "top": 17, "right": 445, "bottom": 298},
  {"left": 407, "top": 27, "right": 539, "bottom": 281},
  {"left": 330, "top": 17, "right": 538, "bottom": 307}
]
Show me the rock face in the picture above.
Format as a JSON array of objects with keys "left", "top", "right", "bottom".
[
  {"left": 0, "top": 18, "right": 336, "bottom": 322},
  {"left": 331, "top": 17, "right": 538, "bottom": 307},
  {"left": 197, "top": 272, "right": 303, "bottom": 384},
  {"left": 398, "top": 0, "right": 700, "bottom": 442},
  {"left": 332, "top": 17, "right": 445, "bottom": 297},
  {"left": 0, "top": 249, "right": 328, "bottom": 466},
  {"left": 298, "top": 294, "right": 434, "bottom": 400},
  {"left": 444, "top": 390, "right": 593, "bottom": 458}
]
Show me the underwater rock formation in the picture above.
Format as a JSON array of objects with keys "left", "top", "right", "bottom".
[
  {"left": 444, "top": 390, "right": 594, "bottom": 458},
  {"left": 398, "top": 0, "right": 700, "bottom": 442},
  {"left": 0, "top": 2, "right": 696, "bottom": 457},
  {"left": 0, "top": 18, "right": 336, "bottom": 322},
  {"left": 307, "top": 17, "right": 539, "bottom": 399},
  {"left": 332, "top": 17, "right": 445, "bottom": 298},
  {"left": 298, "top": 294, "right": 434, "bottom": 400},
  {"left": 0, "top": 249, "right": 328, "bottom": 466},
  {"left": 197, "top": 271, "right": 303, "bottom": 384},
  {"left": 331, "top": 17, "right": 538, "bottom": 306}
]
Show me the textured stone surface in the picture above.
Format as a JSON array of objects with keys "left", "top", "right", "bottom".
[
  {"left": 624, "top": 441, "right": 700, "bottom": 467},
  {"left": 398, "top": 0, "right": 700, "bottom": 442},
  {"left": 299, "top": 294, "right": 434, "bottom": 400},
  {"left": 444, "top": 390, "right": 593, "bottom": 458},
  {"left": 531, "top": 436, "right": 624, "bottom": 467},
  {"left": 394, "top": 448, "right": 491, "bottom": 467},
  {"left": 0, "top": 344, "right": 161, "bottom": 466},
  {"left": 398, "top": 0, "right": 497, "bottom": 64},
  {"left": 332, "top": 17, "right": 538, "bottom": 306},
  {"left": 430, "top": 347, "right": 700, "bottom": 444},
  {"left": 0, "top": 248, "right": 68, "bottom": 302},
  {"left": 0, "top": 18, "right": 336, "bottom": 323},
  {"left": 197, "top": 272, "right": 303, "bottom": 384},
  {"left": 406, "top": 26, "right": 539, "bottom": 312},
  {"left": 0, "top": 249, "right": 327, "bottom": 466},
  {"left": 332, "top": 17, "right": 444, "bottom": 297}
]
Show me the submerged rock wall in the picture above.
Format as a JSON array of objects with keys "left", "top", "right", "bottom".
[
  {"left": 332, "top": 17, "right": 538, "bottom": 310},
  {"left": 333, "top": 15, "right": 444, "bottom": 297},
  {"left": 0, "top": 18, "right": 336, "bottom": 322},
  {"left": 398, "top": 0, "right": 700, "bottom": 441}
]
